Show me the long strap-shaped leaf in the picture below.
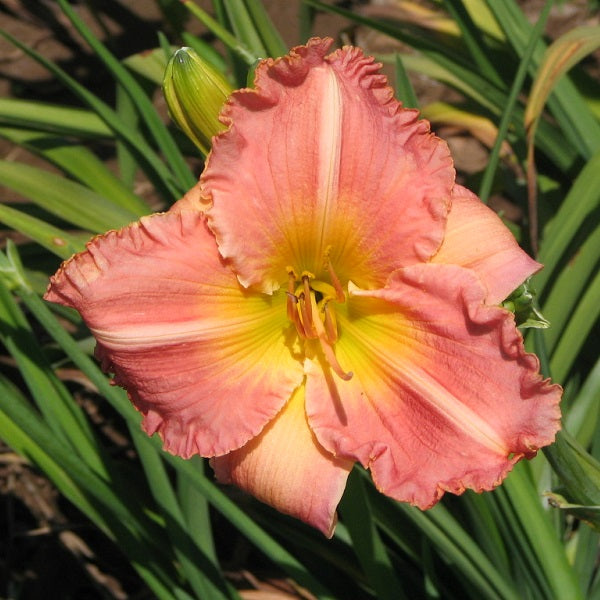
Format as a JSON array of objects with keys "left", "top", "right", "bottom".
[
  {"left": 477, "top": 0, "right": 551, "bottom": 206},
  {"left": 541, "top": 223, "right": 600, "bottom": 355},
  {"left": 0, "top": 379, "right": 188, "bottom": 600},
  {"left": 484, "top": 0, "right": 600, "bottom": 159},
  {"left": 0, "top": 202, "right": 84, "bottom": 259},
  {"left": 0, "top": 98, "right": 111, "bottom": 138},
  {"left": 0, "top": 127, "right": 149, "bottom": 216},
  {"left": 182, "top": 1, "right": 259, "bottom": 65},
  {"left": 131, "top": 426, "right": 239, "bottom": 600},
  {"left": 340, "top": 469, "right": 407, "bottom": 600},
  {"left": 56, "top": 0, "right": 196, "bottom": 191},
  {"left": 0, "top": 29, "right": 182, "bottom": 201},
  {"left": 500, "top": 462, "right": 584, "bottom": 600},
  {"left": 0, "top": 160, "right": 137, "bottom": 232},
  {"left": 534, "top": 149, "right": 600, "bottom": 294},
  {"left": 362, "top": 469, "right": 520, "bottom": 600}
]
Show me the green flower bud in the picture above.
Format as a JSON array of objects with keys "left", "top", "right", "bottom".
[{"left": 163, "top": 47, "right": 232, "bottom": 154}]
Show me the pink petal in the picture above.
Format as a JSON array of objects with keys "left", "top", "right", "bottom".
[
  {"left": 305, "top": 263, "right": 561, "bottom": 509},
  {"left": 45, "top": 210, "right": 303, "bottom": 458},
  {"left": 202, "top": 37, "right": 454, "bottom": 293},
  {"left": 211, "top": 387, "right": 353, "bottom": 537},
  {"left": 433, "top": 185, "right": 541, "bottom": 304}
]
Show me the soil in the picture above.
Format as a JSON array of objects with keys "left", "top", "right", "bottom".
[{"left": 0, "top": 1, "right": 598, "bottom": 598}]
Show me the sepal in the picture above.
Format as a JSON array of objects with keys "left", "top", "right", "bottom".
[{"left": 502, "top": 279, "right": 550, "bottom": 329}]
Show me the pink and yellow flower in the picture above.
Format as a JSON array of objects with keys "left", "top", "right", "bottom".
[{"left": 45, "top": 38, "right": 561, "bottom": 537}]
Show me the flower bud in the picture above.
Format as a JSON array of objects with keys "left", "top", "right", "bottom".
[{"left": 163, "top": 47, "right": 232, "bottom": 154}]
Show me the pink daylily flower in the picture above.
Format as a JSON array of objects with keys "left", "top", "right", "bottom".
[{"left": 45, "top": 38, "right": 561, "bottom": 537}]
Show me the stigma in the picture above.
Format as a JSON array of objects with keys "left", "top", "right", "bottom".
[{"left": 286, "top": 262, "right": 353, "bottom": 381}]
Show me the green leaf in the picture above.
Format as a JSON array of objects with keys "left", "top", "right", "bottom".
[
  {"left": 442, "top": 0, "right": 504, "bottom": 88},
  {"left": 0, "top": 28, "right": 183, "bottom": 201},
  {"left": 55, "top": 0, "right": 195, "bottom": 191},
  {"left": 0, "top": 202, "right": 84, "bottom": 259},
  {"left": 244, "top": 0, "right": 288, "bottom": 58},
  {"left": 366, "top": 477, "right": 519, "bottom": 600},
  {"left": 124, "top": 46, "right": 171, "bottom": 86},
  {"left": 478, "top": 0, "right": 551, "bottom": 204},
  {"left": 115, "top": 83, "right": 141, "bottom": 190},
  {"left": 573, "top": 517, "right": 600, "bottom": 595},
  {"left": 535, "top": 149, "right": 600, "bottom": 294},
  {"left": 223, "top": 0, "right": 267, "bottom": 58},
  {"left": 540, "top": 222, "right": 600, "bottom": 352},
  {"left": 0, "top": 98, "right": 112, "bottom": 138},
  {"left": 549, "top": 266, "right": 600, "bottom": 382},
  {"left": 499, "top": 462, "right": 584, "bottom": 600},
  {"left": 0, "top": 377, "right": 183, "bottom": 599},
  {"left": 394, "top": 53, "right": 419, "bottom": 109},
  {"left": 545, "top": 430, "right": 600, "bottom": 510},
  {"left": 546, "top": 493, "right": 600, "bottom": 532},
  {"left": 177, "top": 457, "right": 218, "bottom": 565},
  {"left": 181, "top": 1, "right": 259, "bottom": 65},
  {"left": 485, "top": 0, "right": 600, "bottom": 159},
  {"left": 131, "top": 427, "right": 237, "bottom": 600},
  {"left": 340, "top": 469, "right": 406, "bottom": 600},
  {"left": 0, "top": 161, "right": 137, "bottom": 232},
  {"left": 0, "top": 263, "right": 108, "bottom": 478},
  {"left": 566, "top": 358, "right": 600, "bottom": 447},
  {"left": 0, "top": 379, "right": 106, "bottom": 529},
  {"left": 0, "top": 127, "right": 150, "bottom": 216}
]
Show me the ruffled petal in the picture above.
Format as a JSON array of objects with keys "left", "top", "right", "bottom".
[
  {"left": 211, "top": 387, "right": 353, "bottom": 537},
  {"left": 433, "top": 185, "right": 540, "bottom": 304},
  {"left": 305, "top": 263, "right": 561, "bottom": 509},
  {"left": 202, "top": 37, "right": 454, "bottom": 293},
  {"left": 45, "top": 210, "right": 303, "bottom": 458}
]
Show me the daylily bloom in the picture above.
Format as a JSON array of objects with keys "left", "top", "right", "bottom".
[{"left": 45, "top": 38, "right": 561, "bottom": 537}]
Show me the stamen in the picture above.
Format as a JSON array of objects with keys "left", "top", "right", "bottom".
[
  {"left": 323, "top": 303, "right": 338, "bottom": 344},
  {"left": 286, "top": 292, "right": 307, "bottom": 338},
  {"left": 299, "top": 293, "right": 317, "bottom": 338},
  {"left": 310, "top": 294, "right": 352, "bottom": 380},
  {"left": 286, "top": 269, "right": 297, "bottom": 321},
  {"left": 302, "top": 275, "right": 313, "bottom": 331},
  {"left": 325, "top": 257, "right": 346, "bottom": 303}
]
